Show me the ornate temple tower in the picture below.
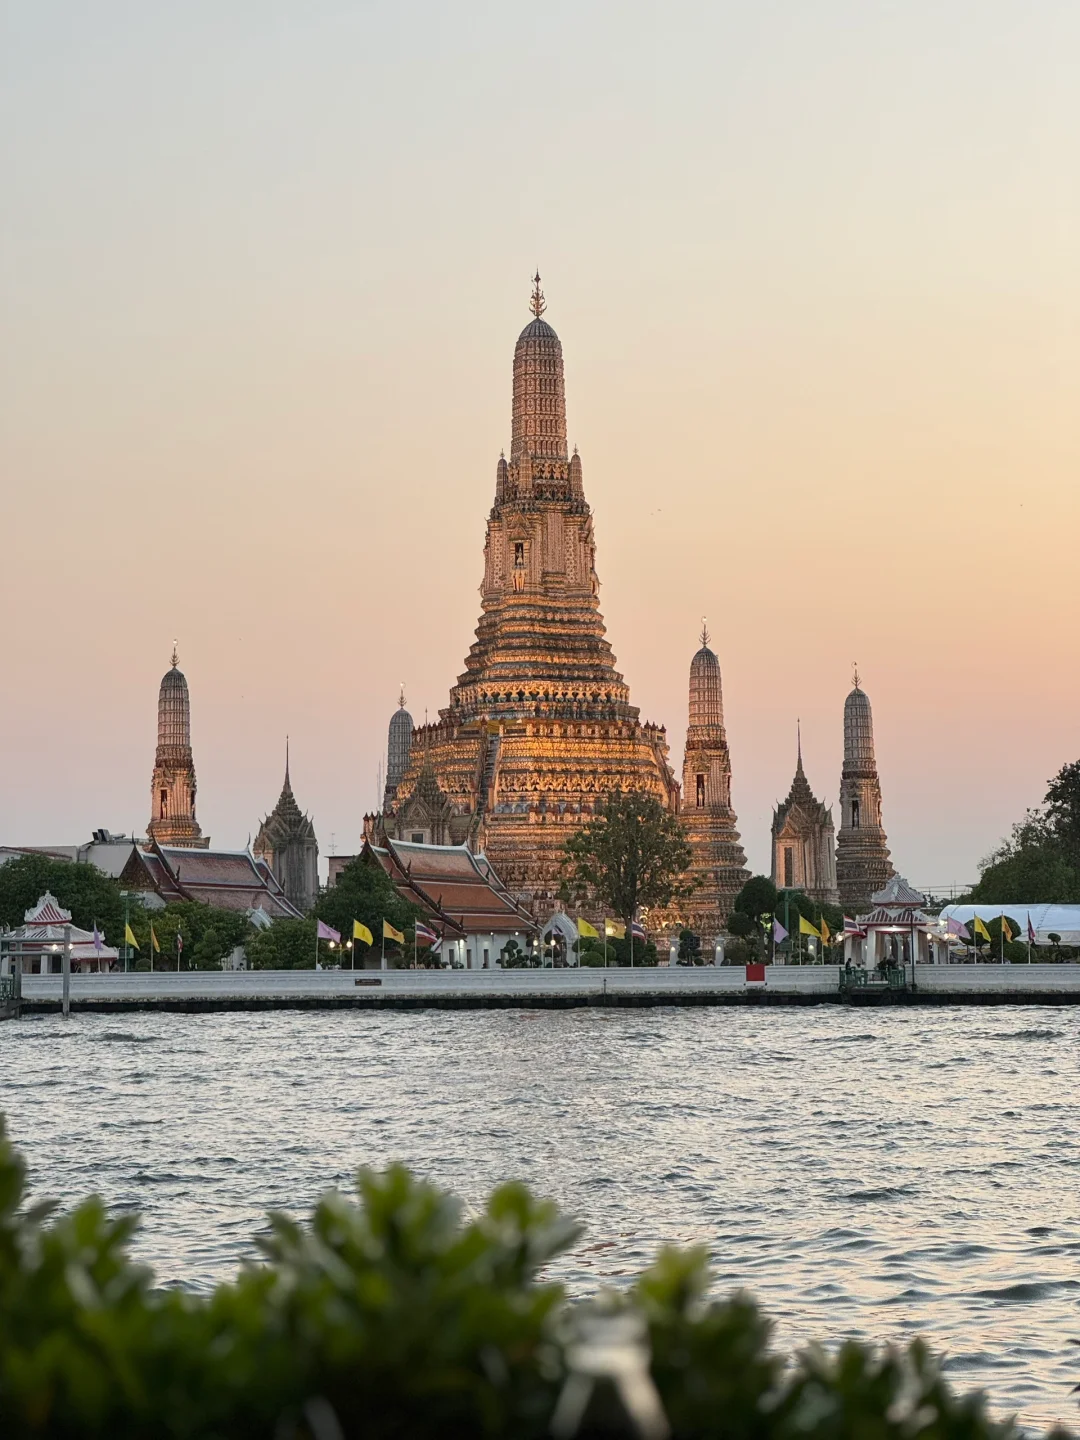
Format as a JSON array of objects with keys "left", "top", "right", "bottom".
[
  {"left": 679, "top": 626, "right": 749, "bottom": 934},
  {"left": 383, "top": 687, "right": 414, "bottom": 809},
  {"left": 835, "top": 672, "right": 893, "bottom": 912},
  {"left": 253, "top": 743, "right": 319, "bottom": 915},
  {"left": 771, "top": 728, "right": 838, "bottom": 905},
  {"left": 147, "top": 646, "right": 207, "bottom": 848},
  {"left": 380, "top": 276, "right": 678, "bottom": 912}
]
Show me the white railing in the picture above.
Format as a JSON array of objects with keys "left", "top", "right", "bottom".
[
  {"left": 20, "top": 965, "right": 843, "bottom": 1002},
  {"left": 914, "top": 963, "right": 1080, "bottom": 991}
]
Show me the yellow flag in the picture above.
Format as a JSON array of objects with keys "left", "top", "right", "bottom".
[
  {"left": 124, "top": 923, "right": 139, "bottom": 950},
  {"left": 150, "top": 924, "right": 160, "bottom": 954},
  {"left": 383, "top": 919, "right": 405, "bottom": 944},
  {"left": 798, "top": 915, "right": 821, "bottom": 939},
  {"left": 973, "top": 915, "right": 992, "bottom": 942},
  {"left": 577, "top": 918, "right": 599, "bottom": 939},
  {"left": 1001, "top": 917, "right": 1014, "bottom": 942},
  {"left": 819, "top": 916, "right": 831, "bottom": 945},
  {"left": 353, "top": 920, "right": 373, "bottom": 946},
  {"left": 605, "top": 919, "right": 626, "bottom": 939}
]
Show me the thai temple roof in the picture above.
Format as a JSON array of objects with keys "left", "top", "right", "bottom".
[
  {"left": 362, "top": 837, "right": 537, "bottom": 938},
  {"left": 257, "top": 744, "right": 316, "bottom": 844},
  {"left": 870, "top": 875, "right": 926, "bottom": 908},
  {"left": 774, "top": 725, "right": 831, "bottom": 828},
  {"left": 120, "top": 840, "right": 303, "bottom": 919}
]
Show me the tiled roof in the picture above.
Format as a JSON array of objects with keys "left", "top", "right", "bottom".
[
  {"left": 364, "top": 839, "right": 536, "bottom": 936},
  {"left": 126, "top": 842, "right": 303, "bottom": 919},
  {"left": 870, "top": 875, "right": 926, "bottom": 907},
  {"left": 23, "top": 892, "right": 71, "bottom": 925}
]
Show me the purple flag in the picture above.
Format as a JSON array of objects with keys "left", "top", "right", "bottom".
[
  {"left": 772, "top": 918, "right": 788, "bottom": 943},
  {"left": 316, "top": 920, "right": 341, "bottom": 943},
  {"left": 92, "top": 924, "right": 103, "bottom": 955},
  {"left": 946, "top": 917, "right": 969, "bottom": 940}
]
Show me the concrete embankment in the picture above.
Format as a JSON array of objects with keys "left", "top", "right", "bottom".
[{"left": 15, "top": 963, "right": 1080, "bottom": 1013}]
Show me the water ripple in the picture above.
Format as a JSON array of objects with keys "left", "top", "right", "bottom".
[{"left": 4, "top": 1006, "right": 1080, "bottom": 1432}]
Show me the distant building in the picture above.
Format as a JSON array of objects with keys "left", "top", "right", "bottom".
[
  {"left": 835, "top": 672, "right": 893, "bottom": 912},
  {"left": 373, "top": 277, "right": 678, "bottom": 913},
  {"left": 843, "top": 876, "right": 949, "bottom": 967},
  {"left": 117, "top": 840, "right": 303, "bottom": 920},
  {"left": 358, "top": 835, "right": 537, "bottom": 969},
  {"left": 147, "top": 646, "right": 208, "bottom": 848},
  {"left": 384, "top": 688, "right": 414, "bottom": 808},
  {"left": 253, "top": 745, "right": 319, "bottom": 915},
  {"left": 2, "top": 892, "right": 119, "bottom": 974},
  {"left": 678, "top": 626, "right": 748, "bottom": 934},
  {"left": 771, "top": 729, "right": 838, "bottom": 905}
]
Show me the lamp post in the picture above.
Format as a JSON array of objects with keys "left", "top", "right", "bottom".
[{"left": 120, "top": 891, "right": 132, "bottom": 972}]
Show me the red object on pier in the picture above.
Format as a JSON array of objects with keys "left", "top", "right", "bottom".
[{"left": 745, "top": 964, "right": 766, "bottom": 983}]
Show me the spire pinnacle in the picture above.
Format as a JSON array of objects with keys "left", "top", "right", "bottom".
[
  {"left": 852, "top": 662, "right": 861, "bottom": 691},
  {"left": 285, "top": 735, "right": 290, "bottom": 786},
  {"left": 797, "top": 719, "right": 803, "bottom": 770},
  {"left": 530, "top": 270, "right": 546, "bottom": 318},
  {"left": 399, "top": 683, "right": 407, "bottom": 709},
  {"left": 700, "top": 617, "right": 710, "bottom": 648},
  {"left": 171, "top": 640, "right": 179, "bottom": 668}
]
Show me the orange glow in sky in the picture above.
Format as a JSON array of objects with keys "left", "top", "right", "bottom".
[{"left": 2, "top": 2, "right": 1078, "bottom": 888}]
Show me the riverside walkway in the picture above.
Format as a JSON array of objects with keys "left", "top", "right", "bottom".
[{"left": 14, "top": 963, "right": 1080, "bottom": 1013}]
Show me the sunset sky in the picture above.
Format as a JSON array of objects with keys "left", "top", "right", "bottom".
[{"left": 3, "top": 1, "right": 1078, "bottom": 889}]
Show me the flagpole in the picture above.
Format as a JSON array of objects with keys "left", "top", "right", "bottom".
[
  {"left": 1001, "top": 907, "right": 1004, "bottom": 965},
  {"left": 314, "top": 925, "right": 318, "bottom": 970}
]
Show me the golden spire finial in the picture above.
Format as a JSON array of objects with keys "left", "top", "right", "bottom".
[
  {"left": 399, "top": 683, "right": 407, "bottom": 709},
  {"left": 700, "top": 617, "right": 710, "bottom": 648},
  {"left": 530, "top": 270, "right": 546, "bottom": 318},
  {"left": 852, "top": 662, "right": 861, "bottom": 690},
  {"left": 171, "top": 640, "right": 179, "bottom": 668}
]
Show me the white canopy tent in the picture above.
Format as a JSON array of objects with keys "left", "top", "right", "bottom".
[{"left": 938, "top": 903, "right": 1080, "bottom": 946}]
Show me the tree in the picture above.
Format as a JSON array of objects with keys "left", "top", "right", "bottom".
[
  {"left": 315, "top": 857, "right": 420, "bottom": 955},
  {"left": 1044, "top": 760, "right": 1080, "bottom": 865},
  {"left": 0, "top": 854, "right": 125, "bottom": 943},
  {"left": 732, "top": 876, "right": 778, "bottom": 924},
  {"left": 967, "top": 761, "right": 1080, "bottom": 904},
  {"left": 561, "top": 791, "right": 693, "bottom": 927},
  {"left": 246, "top": 919, "right": 318, "bottom": 970},
  {"left": 677, "top": 929, "right": 702, "bottom": 965}
]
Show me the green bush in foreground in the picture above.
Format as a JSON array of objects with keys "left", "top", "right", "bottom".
[{"left": 0, "top": 1115, "right": 1047, "bottom": 1440}]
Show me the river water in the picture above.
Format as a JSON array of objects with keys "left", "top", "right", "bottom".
[{"left": 3, "top": 1006, "right": 1079, "bottom": 1432}]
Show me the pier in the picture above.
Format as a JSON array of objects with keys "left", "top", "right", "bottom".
[{"left": 14, "top": 963, "right": 1080, "bottom": 1013}]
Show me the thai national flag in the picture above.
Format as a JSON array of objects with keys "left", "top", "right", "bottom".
[
  {"left": 414, "top": 921, "right": 439, "bottom": 945},
  {"left": 1027, "top": 915, "right": 1037, "bottom": 945},
  {"left": 630, "top": 922, "right": 647, "bottom": 942}
]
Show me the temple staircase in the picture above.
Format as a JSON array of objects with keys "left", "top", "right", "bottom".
[{"left": 474, "top": 735, "right": 502, "bottom": 832}]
